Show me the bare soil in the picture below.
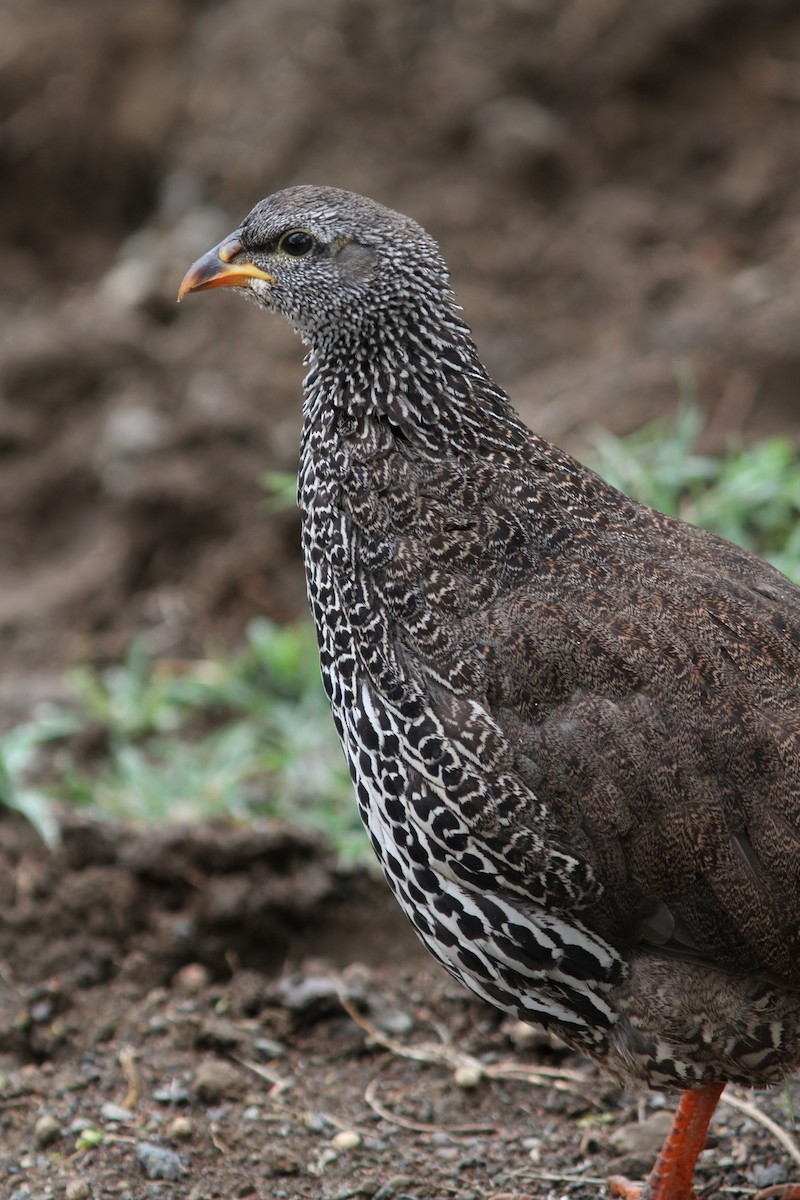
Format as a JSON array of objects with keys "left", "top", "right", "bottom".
[
  {"left": 1, "top": 1, "right": 800, "bottom": 1197},
  {"left": 1, "top": 811, "right": 797, "bottom": 1200}
]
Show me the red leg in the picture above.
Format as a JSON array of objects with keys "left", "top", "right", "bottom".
[
  {"left": 608, "top": 1081, "right": 725, "bottom": 1200},
  {"left": 753, "top": 1190, "right": 800, "bottom": 1200}
]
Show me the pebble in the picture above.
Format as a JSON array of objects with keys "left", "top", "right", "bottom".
[
  {"left": 373, "top": 1178, "right": 413, "bottom": 1200},
  {"left": 152, "top": 1079, "right": 190, "bottom": 1104},
  {"left": 253, "top": 1036, "right": 287, "bottom": 1059},
  {"left": 34, "top": 1113, "right": 61, "bottom": 1147},
  {"left": 306, "top": 1111, "right": 335, "bottom": 1133},
  {"left": 435, "top": 1146, "right": 458, "bottom": 1161},
  {"left": 100, "top": 1102, "right": 133, "bottom": 1123},
  {"left": 65, "top": 1182, "right": 92, "bottom": 1200},
  {"left": 260, "top": 1147, "right": 302, "bottom": 1176},
  {"left": 206, "top": 1105, "right": 231, "bottom": 1122},
  {"left": 607, "top": 1109, "right": 674, "bottom": 1179},
  {"left": 269, "top": 972, "right": 343, "bottom": 1015},
  {"left": 30, "top": 998, "right": 54, "bottom": 1023},
  {"left": 502, "top": 1018, "right": 549, "bottom": 1050},
  {"left": 314, "top": 1147, "right": 338, "bottom": 1172},
  {"left": 136, "top": 1141, "right": 184, "bottom": 1181},
  {"left": 173, "top": 962, "right": 211, "bottom": 994},
  {"left": 367, "top": 997, "right": 414, "bottom": 1037},
  {"left": 748, "top": 1163, "right": 789, "bottom": 1188},
  {"left": 608, "top": 1110, "right": 673, "bottom": 1156},
  {"left": 166, "top": 1116, "right": 193, "bottom": 1140},
  {"left": 331, "top": 1129, "right": 361, "bottom": 1151},
  {"left": 453, "top": 1064, "right": 483, "bottom": 1089},
  {"left": 69, "top": 1117, "right": 95, "bottom": 1134},
  {"left": 192, "top": 1058, "right": 246, "bottom": 1102}
]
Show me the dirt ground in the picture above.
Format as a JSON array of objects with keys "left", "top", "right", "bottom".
[
  {"left": 1, "top": 811, "right": 798, "bottom": 1200},
  {"left": 1, "top": 1, "right": 800, "bottom": 1197}
]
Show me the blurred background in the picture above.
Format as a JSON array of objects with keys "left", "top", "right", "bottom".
[
  {"left": 2, "top": 0, "right": 800, "bottom": 691},
  {"left": 1, "top": 8, "right": 800, "bottom": 1192}
]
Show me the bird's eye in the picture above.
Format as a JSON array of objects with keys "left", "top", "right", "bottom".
[{"left": 279, "top": 230, "right": 316, "bottom": 258}]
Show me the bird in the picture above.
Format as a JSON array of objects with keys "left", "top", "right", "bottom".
[{"left": 179, "top": 185, "right": 800, "bottom": 1200}]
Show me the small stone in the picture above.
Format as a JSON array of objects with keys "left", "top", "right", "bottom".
[
  {"left": 435, "top": 1145, "right": 458, "bottom": 1161},
  {"left": 373, "top": 1178, "right": 414, "bottom": 1200},
  {"left": 503, "top": 1018, "right": 549, "bottom": 1050},
  {"left": 269, "top": 972, "right": 342, "bottom": 1016},
  {"left": 100, "top": 1102, "right": 133, "bottom": 1123},
  {"left": 260, "top": 1148, "right": 302, "bottom": 1176},
  {"left": 136, "top": 1141, "right": 184, "bottom": 1181},
  {"left": 367, "top": 994, "right": 415, "bottom": 1037},
  {"left": 30, "top": 998, "right": 54, "bottom": 1023},
  {"left": 453, "top": 1064, "right": 483, "bottom": 1089},
  {"left": 193, "top": 1058, "right": 246, "bottom": 1103},
  {"left": 609, "top": 1110, "right": 674, "bottom": 1156},
  {"left": 314, "top": 1147, "right": 338, "bottom": 1172},
  {"left": 34, "top": 1112, "right": 61, "bottom": 1147},
  {"left": 173, "top": 963, "right": 211, "bottom": 994},
  {"left": 607, "top": 1109, "right": 675, "bottom": 1178},
  {"left": 748, "top": 1163, "right": 789, "bottom": 1189},
  {"left": 206, "top": 1105, "right": 231, "bottom": 1122},
  {"left": 152, "top": 1079, "right": 190, "bottom": 1104},
  {"left": 253, "top": 1036, "right": 287, "bottom": 1059},
  {"left": 196, "top": 1015, "right": 245, "bottom": 1051},
  {"left": 306, "top": 1111, "right": 334, "bottom": 1134},
  {"left": 65, "top": 1182, "right": 92, "bottom": 1200},
  {"left": 331, "top": 1130, "right": 361, "bottom": 1151},
  {"left": 166, "top": 1116, "right": 193, "bottom": 1140}
]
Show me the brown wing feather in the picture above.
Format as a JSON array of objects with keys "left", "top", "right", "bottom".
[{"left": 346, "top": 422, "right": 800, "bottom": 984}]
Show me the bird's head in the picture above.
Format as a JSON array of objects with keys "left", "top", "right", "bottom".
[{"left": 178, "top": 185, "right": 452, "bottom": 351}]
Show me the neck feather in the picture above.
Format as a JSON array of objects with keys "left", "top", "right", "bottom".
[{"left": 303, "top": 296, "right": 528, "bottom": 459}]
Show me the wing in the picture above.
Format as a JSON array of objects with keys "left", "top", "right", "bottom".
[{"left": 341, "top": 424, "right": 800, "bottom": 985}]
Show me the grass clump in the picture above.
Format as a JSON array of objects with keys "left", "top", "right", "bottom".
[
  {"left": 590, "top": 400, "right": 800, "bottom": 582},
  {"left": 0, "top": 620, "right": 365, "bottom": 864}
]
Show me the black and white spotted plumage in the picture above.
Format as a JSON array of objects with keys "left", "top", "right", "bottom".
[{"left": 181, "top": 186, "right": 800, "bottom": 1094}]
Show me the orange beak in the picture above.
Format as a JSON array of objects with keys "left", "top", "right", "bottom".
[{"left": 177, "top": 232, "right": 276, "bottom": 301}]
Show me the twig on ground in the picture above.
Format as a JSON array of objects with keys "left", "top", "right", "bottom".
[
  {"left": 363, "top": 1075, "right": 497, "bottom": 1134},
  {"left": 338, "top": 990, "right": 598, "bottom": 1104},
  {"left": 722, "top": 1088, "right": 800, "bottom": 1169},
  {"left": 119, "top": 1045, "right": 140, "bottom": 1110},
  {"left": 234, "top": 1055, "right": 292, "bottom": 1099}
]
